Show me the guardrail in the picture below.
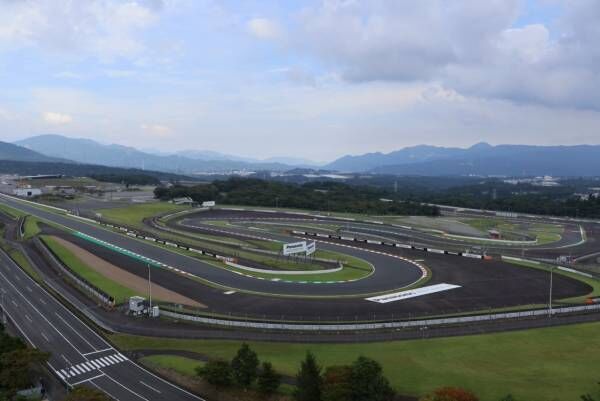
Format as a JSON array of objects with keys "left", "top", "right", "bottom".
[
  {"left": 293, "top": 231, "right": 486, "bottom": 260},
  {"left": 160, "top": 303, "right": 600, "bottom": 331},
  {"left": 34, "top": 237, "right": 115, "bottom": 307}
]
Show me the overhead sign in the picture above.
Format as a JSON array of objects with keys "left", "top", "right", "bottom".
[
  {"left": 283, "top": 241, "right": 307, "bottom": 256},
  {"left": 305, "top": 241, "right": 316, "bottom": 256}
]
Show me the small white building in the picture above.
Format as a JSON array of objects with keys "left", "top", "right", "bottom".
[{"left": 13, "top": 188, "right": 42, "bottom": 198}]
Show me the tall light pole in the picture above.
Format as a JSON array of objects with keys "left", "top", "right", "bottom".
[
  {"left": 147, "top": 264, "right": 152, "bottom": 311},
  {"left": 548, "top": 265, "right": 554, "bottom": 317}
]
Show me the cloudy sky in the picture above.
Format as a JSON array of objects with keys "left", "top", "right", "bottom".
[{"left": 1, "top": 0, "right": 600, "bottom": 162}]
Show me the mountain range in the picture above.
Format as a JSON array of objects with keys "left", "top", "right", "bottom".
[
  {"left": 326, "top": 142, "right": 600, "bottom": 176},
  {"left": 15, "top": 135, "right": 311, "bottom": 174},
  {"left": 5, "top": 135, "right": 600, "bottom": 177}
]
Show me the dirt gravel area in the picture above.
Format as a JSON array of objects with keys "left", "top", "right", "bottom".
[{"left": 50, "top": 236, "right": 204, "bottom": 308}]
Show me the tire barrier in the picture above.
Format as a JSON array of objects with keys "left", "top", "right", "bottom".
[
  {"left": 34, "top": 237, "right": 115, "bottom": 307},
  {"left": 293, "top": 231, "right": 486, "bottom": 260}
]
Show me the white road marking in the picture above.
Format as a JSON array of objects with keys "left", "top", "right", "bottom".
[
  {"left": 139, "top": 380, "right": 162, "bottom": 394},
  {"left": 83, "top": 348, "right": 113, "bottom": 356},
  {"left": 104, "top": 374, "right": 151, "bottom": 401},
  {"left": 70, "top": 373, "right": 105, "bottom": 387},
  {"left": 55, "top": 313, "right": 97, "bottom": 352},
  {"left": 40, "top": 332, "right": 50, "bottom": 342}
]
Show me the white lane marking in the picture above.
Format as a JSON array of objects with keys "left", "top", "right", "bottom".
[
  {"left": 90, "top": 360, "right": 102, "bottom": 369},
  {"left": 26, "top": 285, "right": 32, "bottom": 292},
  {"left": 0, "top": 244, "right": 112, "bottom": 349},
  {"left": 70, "top": 373, "right": 105, "bottom": 387},
  {"left": 106, "top": 355, "right": 120, "bottom": 364},
  {"left": 0, "top": 269, "right": 86, "bottom": 358},
  {"left": 55, "top": 313, "right": 97, "bottom": 352},
  {"left": 83, "top": 348, "right": 113, "bottom": 356},
  {"left": 99, "top": 357, "right": 113, "bottom": 366},
  {"left": 77, "top": 363, "right": 90, "bottom": 373},
  {"left": 38, "top": 298, "right": 46, "bottom": 305},
  {"left": 55, "top": 370, "right": 66, "bottom": 380},
  {"left": 59, "top": 369, "right": 69, "bottom": 379},
  {"left": 103, "top": 374, "right": 150, "bottom": 401},
  {"left": 83, "top": 362, "right": 96, "bottom": 371},
  {"left": 11, "top": 300, "right": 17, "bottom": 307},
  {"left": 113, "top": 354, "right": 126, "bottom": 362},
  {"left": 91, "top": 380, "right": 122, "bottom": 401},
  {"left": 40, "top": 332, "right": 50, "bottom": 342},
  {"left": 24, "top": 314, "right": 32, "bottom": 323},
  {"left": 71, "top": 366, "right": 83, "bottom": 375},
  {"left": 139, "top": 380, "right": 162, "bottom": 394},
  {"left": 95, "top": 359, "right": 107, "bottom": 367},
  {"left": 366, "top": 283, "right": 461, "bottom": 304}
]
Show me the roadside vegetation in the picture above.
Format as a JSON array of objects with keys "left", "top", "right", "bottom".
[
  {"left": 40, "top": 235, "right": 137, "bottom": 304},
  {"left": 97, "top": 202, "right": 190, "bottom": 228},
  {"left": 111, "top": 320, "right": 600, "bottom": 401}
]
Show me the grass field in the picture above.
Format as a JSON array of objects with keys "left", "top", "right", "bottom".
[
  {"left": 41, "top": 235, "right": 138, "bottom": 304},
  {"left": 22, "top": 216, "right": 41, "bottom": 239},
  {"left": 140, "top": 355, "right": 203, "bottom": 376},
  {"left": 98, "top": 202, "right": 191, "bottom": 228},
  {"left": 111, "top": 321, "right": 600, "bottom": 401}
]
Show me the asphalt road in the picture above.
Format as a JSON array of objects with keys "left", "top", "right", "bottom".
[
  {"left": 0, "top": 195, "right": 424, "bottom": 296},
  {"left": 0, "top": 248, "right": 203, "bottom": 401}
]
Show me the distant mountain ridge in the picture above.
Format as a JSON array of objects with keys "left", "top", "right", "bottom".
[
  {"left": 0, "top": 141, "right": 68, "bottom": 163},
  {"left": 15, "top": 135, "right": 306, "bottom": 174},
  {"left": 327, "top": 143, "right": 600, "bottom": 176}
]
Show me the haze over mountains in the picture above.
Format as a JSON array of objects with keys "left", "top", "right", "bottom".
[{"left": 6, "top": 134, "right": 600, "bottom": 177}]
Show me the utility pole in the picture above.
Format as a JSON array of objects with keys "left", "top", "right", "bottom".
[
  {"left": 548, "top": 265, "right": 554, "bottom": 317},
  {"left": 147, "top": 264, "right": 152, "bottom": 311}
]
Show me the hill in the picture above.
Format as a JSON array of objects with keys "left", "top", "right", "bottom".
[
  {"left": 15, "top": 135, "right": 300, "bottom": 174},
  {"left": 0, "top": 141, "right": 67, "bottom": 163},
  {"left": 327, "top": 143, "right": 600, "bottom": 176}
]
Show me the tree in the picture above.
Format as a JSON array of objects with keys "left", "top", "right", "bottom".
[
  {"left": 350, "top": 356, "right": 395, "bottom": 401},
  {"left": 196, "top": 359, "right": 233, "bottom": 389},
  {"left": 64, "top": 386, "right": 111, "bottom": 401},
  {"left": 420, "top": 386, "right": 479, "bottom": 401},
  {"left": 0, "top": 348, "right": 49, "bottom": 397},
  {"left": 257, "top": 361, "right": 282, "bottom": 396},
  {"left": 322, "top": 365, "right": 353, "bottom": 401},
  {"left": 230, "top": 343, "right": 259, "bottom": 389},
  {"left": 294, "top": 351, "right": 322, "bottom": 401},
  {"left": 499, "top": 396, "right": 516, "bottom": 401}
]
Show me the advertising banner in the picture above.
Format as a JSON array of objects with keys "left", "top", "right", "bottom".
[
  {"left": 283, "top": 241, "right": 307, "bottom": 256},
  {"left": 305, "top": 241, "right": 316, "bottom": 256}
]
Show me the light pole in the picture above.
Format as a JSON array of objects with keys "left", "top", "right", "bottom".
[
  {"left": 548, "top": 265, "right": 554, "bottom": 317},
  {"left": 147, "top": 264, "right": 152, "bottom": 312}
]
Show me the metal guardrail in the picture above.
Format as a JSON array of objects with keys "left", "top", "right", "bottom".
[
  {"left": 161, "top": 303, "right": 600, "bottom": 331},
  {"left": 34, "top": 237, "right": 115, "bottom": 307}
]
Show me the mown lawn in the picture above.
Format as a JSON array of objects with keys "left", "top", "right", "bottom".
[
  {"left": 41, "top": 235, "right": 138, "bottom": 304},
  {"left": 97, "top": 202, "right": 190, "bottom": 228},
  {"left": 140, "top": 355, "right": 203, "bottom": 376},
  {"left": 111, "top": 321, "right": 600, "bottom": 401}
]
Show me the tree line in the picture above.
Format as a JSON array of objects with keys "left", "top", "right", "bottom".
[{"left": 155, "top": 178, "right": 440, "bottom": 216}]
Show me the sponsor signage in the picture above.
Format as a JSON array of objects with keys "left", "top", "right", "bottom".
[
  {"left": 283, "top": 241, "right": 307, "bottom": 256},
  {"left": 202, "top": 201, "right": 216, "bottom": 207},
  {"left": 305, "top": 241, "right": 316, "bottom": 256}
]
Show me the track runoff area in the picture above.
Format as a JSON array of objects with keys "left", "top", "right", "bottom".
[{"left": 0, "top": 194, "right": 597, "bottom": 324}]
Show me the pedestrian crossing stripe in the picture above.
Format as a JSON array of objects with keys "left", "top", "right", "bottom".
[{"left": 56, "top": 353, "right": 127, "bottom": 380}]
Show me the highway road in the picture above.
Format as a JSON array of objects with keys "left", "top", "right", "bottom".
[{"left": 0, "top": 248, "right": 203, "bottom": 401}]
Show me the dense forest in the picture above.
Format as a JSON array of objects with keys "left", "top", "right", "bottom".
[
  {"left": 155, "top": 178, "right": 440, "bottom": 216},
  {"left": 0, "top": 160, "right": 193, "bottom": 183},
  {"left": 421, "top": 182, "right": 600, "bottom": 218}
]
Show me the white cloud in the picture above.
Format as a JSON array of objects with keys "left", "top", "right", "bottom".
[
  {"left": 141, "top": 123, "right": 173, "bottom": 137},
  {"left": 247, "top": 18, "right": 281, "bottom": 40},
  {"left": 0, "top": 0, "right": 165, "bottom": 61},
  {"left": 42, "top": 111, "right": 72, "bottom": 125},
  {"left": 288, "top": 1, "right": 600, "bottom": 110}
]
